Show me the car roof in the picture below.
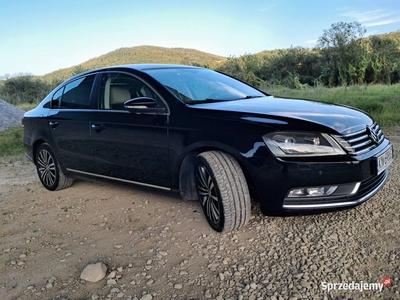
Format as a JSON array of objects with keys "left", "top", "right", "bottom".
[
  {"left": 67, "top": 64, "right": 204, "bottom": 82},
  {"left": 82, "top": 64, "right": 202, "bottom": 75},
  {"left": 125, "top": 64, "right": 203, "bottom": 70},
  {"left": 53, "top": 64, "right": 206, "bottom": 92}
]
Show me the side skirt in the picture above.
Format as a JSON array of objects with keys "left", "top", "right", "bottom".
[{"left": 67, "top": 168, "right": 171, "bottom": 191}]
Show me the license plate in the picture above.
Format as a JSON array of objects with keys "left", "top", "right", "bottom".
[{"left": 376, "top": 146, "right": 393, "bottom": 175}]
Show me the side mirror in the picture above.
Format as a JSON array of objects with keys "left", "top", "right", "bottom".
[{"left": 124, "top": 97, "right": 166, "bottom": 114}]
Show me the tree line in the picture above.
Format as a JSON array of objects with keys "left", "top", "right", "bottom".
[
  {"left": 1, "top": 22, "right": 399, "bottom": 105},
  {"left": 217, "top": 22, "right": 400, "bottom": 89}
]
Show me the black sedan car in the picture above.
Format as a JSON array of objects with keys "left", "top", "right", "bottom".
[{"left": 23, "top": 64, "right": 393, "bottom": 232}]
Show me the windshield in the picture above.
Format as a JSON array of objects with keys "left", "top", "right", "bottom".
[{"left": 143, "top": 68, "right": 265, "bottom": 103}]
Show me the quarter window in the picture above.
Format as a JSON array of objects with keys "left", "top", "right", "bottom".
[{"left": 51, "top": 87, "right": 64, "bottom": 108}]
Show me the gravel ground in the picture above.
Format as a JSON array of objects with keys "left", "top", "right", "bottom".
[
  {"left": 0, "top": 99, "right": 25, "bottom": 131},
  {"left": 0, "top": 128, "right": 399, "bottom": 300}
]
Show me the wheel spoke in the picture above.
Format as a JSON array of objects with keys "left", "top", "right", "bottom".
[
  {"left": 196, "top": 164, "right": 221, "bottom": 225},
  {"left": 196, "top": 166, "right": 208, "bottom": 188},
  {"left": 210, "top": 199, "right": 220, "bottom": 222}
]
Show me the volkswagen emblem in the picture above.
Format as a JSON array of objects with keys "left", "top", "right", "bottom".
[{"left": 367, "top": 126, "right": 379, "bottom": 144}]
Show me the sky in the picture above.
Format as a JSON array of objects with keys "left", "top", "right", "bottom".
[{"left": 1, "top": 0, "right": 400, "bottom": 76}]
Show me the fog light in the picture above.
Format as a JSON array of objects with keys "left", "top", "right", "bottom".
[
  {"left": 306, "top": 187, "right": 324, "bottom": 196},
  {"left": 288, "top": 186, "right": 338, "bottom": 198}
]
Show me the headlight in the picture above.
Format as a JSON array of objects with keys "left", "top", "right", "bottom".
[{"left": 263, "top": 132, "right": 346, "bottom": 157}]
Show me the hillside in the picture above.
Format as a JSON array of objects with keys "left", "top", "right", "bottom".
[{"left": 42, "top": 45, "right": 227, "bottom": 83}]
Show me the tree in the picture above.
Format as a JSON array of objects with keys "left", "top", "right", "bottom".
[
  {"left": 368, "top": 36, "right": 400, "bottom": 84},
  {"left": 317, "top": 22, "right": 367, "bottom": 86}
]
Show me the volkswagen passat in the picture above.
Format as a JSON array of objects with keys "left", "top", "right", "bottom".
[{"left": 23, "top": 64, "right": 393, "bottom": 232}]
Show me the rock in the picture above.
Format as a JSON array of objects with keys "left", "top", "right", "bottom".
[
  {"left": 238, "top": 265, "right": 245, "bottom": 271},
  {"left": 108, "top": 271, "right": 117, "bottom": 279},
  {"left": 174, "top": 283, "right": 183, "bottom": 289},
  {"left": 300, "top": 280, "right": 311, "bottom": 289},
  {"left": 140, "top": 294, "right": 153, "bottom": 300},
  {"left": 80, "top": 262, "right": 107, "bottom": 282},
  {"left": 107, "top": 279, "right": 117, "bottom": 285},
  {"left": 45, "top": 282, "right": 53, "bottom": 288}
]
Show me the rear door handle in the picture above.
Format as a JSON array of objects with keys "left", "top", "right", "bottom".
[
  {"left": 49, "top": 121, "right": 59, "bottom": 129},
  {"left": 91, "top": 124, "right": 106, "bottom": 133}
]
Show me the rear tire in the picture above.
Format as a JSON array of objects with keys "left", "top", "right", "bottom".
[
  {"left": 35, "top": 143, "right": 73, "bottom": 191},
  {"left": 195, "top": 151, "right": 251, "bottom": 232}
]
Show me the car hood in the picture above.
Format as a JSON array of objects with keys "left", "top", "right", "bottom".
[{"left": 188, "top": 96, "right": 373, "bottom": 135}]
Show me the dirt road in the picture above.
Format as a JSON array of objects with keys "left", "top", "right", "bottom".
[{"left": 0, "top": 129, "right": 399, "bottom": 300}]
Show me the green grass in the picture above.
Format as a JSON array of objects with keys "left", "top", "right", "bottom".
[
  {"left": 0, "top": 127, "right": 25, "bottom": 157},
  {"left": 263, "top": 83, "right": 400, "bottom": 126}
]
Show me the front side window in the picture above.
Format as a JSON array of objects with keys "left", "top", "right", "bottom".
[
  {"left": 98, "top": 72, "right": 160, "bottom": 110},
  {"left": 143, "top": 68, "right": 265, "bottom": 103},
  {"left": 52, "top": 75, "right": 95, "bottom": 109}
]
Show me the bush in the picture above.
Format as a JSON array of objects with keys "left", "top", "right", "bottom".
[{"left": 0, "top": 75, "right": 52, "bottom": 105}]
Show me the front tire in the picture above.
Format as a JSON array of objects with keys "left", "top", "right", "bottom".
[
  {"left": 195, "top": 151, "right": 251, "bottom": 232},
  {"left": 35, "top": 143, "right": 73, "bottom": 191}
]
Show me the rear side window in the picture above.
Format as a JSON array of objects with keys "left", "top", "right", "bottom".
[{"left": 52, "top": 75, "right": 95, "bottom": 109}]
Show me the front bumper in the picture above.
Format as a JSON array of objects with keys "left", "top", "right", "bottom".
[
  {"left": 247, "top": 139, "right": 393, "bottom": 214},
  {"left": 282, "top": 169, "right": 388, "bottom": 209}
]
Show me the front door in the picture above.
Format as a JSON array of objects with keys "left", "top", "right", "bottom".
[{"left": 91, "top": 72, "right": 170, "bottom": 188}]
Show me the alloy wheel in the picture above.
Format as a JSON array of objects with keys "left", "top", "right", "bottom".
[{"left": 37, "top": 149, "right": 57, "bottom": 187}]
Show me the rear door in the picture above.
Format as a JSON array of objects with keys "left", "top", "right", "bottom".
[
  {"left": 91, "top": 72, "right": 170, "bottom": 188},
  {"left": 47, "top": 74, "right": 97, "bottom": 172}
]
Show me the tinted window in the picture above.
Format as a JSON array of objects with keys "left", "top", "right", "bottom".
[
  {"left": 143, "top": 68, "right": 264, "bottom": 103},
  {"left": 51, "top": 87, "right": 64, "bottom": 108},
  {"left": 99, "top": 73, "right": 159, "bottom": 110},
  {"left": 57, "top": 75, "right": 95, "bottom": 109}
]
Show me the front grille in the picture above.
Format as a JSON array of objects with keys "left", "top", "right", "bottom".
[{"left": 334, "top": 122, "right": 385, "bottom": 155}]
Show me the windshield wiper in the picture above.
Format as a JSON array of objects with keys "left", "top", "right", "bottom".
[
  {"left": 238, "top": 95, "right": 263, "bottom": 100},
  {"left": 186, "top": 99, "right": 232, "bottom": 104},
  {"left": 186, "top": 96, "right": 263, "bottom": 104}
]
